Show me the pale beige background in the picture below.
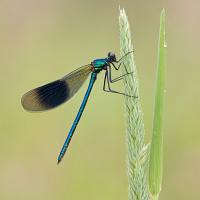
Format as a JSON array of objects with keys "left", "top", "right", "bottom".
[{"left": 0, "top": 0, "right": 200, "bottom": 199}]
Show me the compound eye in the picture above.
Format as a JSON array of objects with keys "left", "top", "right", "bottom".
[
  {"left": 108, "top": 52, "right": 115, "bottom": 57},
  {"left": 108, "top": 52, "right": 112, "bottom": 57},
  {"left": 108, "top": 52, "right": 116, "bottom": 62}
]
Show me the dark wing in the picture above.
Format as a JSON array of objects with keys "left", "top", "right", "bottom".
[{"left": 21, "top": 65, "right": 93, "bottom": 112}]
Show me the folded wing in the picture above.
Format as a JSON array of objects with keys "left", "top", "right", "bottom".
[{"left": 21, "top": 65, "right": 92, "bottom": 111}]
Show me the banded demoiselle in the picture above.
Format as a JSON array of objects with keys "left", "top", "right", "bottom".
[{"left": 21, "top": 52, "right": 132, "bottom": 164}]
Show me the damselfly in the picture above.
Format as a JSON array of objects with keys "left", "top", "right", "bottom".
[{"left": 21, "top": 52, "right": 133, "bottom": 164}]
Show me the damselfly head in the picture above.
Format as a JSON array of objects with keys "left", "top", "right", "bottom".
[{"left": 107, "top": 52, "right": 116, "bottom": 62}]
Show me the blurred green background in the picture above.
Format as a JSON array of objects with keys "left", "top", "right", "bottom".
[{"left": 0, "top": 0, "right": 200, "bottom": 199}]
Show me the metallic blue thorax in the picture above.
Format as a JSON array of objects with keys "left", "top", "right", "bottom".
[{"left": 92, "top": 58, "right": 108, "bottom": 69}]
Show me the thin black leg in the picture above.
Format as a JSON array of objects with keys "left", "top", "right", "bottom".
[
  {"left": 108, "top": 64, "right": 133, "bottom": 83},
  {"left": 111, "top": 62, "right": 128, "bottom": 74},
  {"left": 115, "top": 51, "right": 134, "bottom": 63},
  {"left": 110, "top": 62, "right": 122, "bottom": 70},
  {"left": 103, "top": 71, "right": 108, "bottom": 92},
  {"left": 103, "top": 70, "right": 133, "bottom": 97}
]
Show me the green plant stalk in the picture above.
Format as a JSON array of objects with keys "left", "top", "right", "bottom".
[
  {"left": 119, "top": 8, "right": 149, "bottom": 200},
  {"left": 148, "top": 9, "right": 166, "bottom": 199}
]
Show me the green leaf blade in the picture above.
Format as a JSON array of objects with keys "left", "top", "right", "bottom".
[{"left": 148, "top": 9, "right": 166, "bottom": 199}]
